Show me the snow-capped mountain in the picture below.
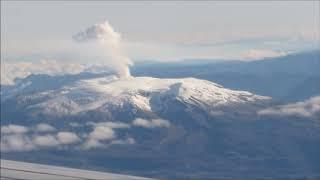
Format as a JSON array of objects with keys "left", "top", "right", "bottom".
[{"left": 1, "top": 74, "right": 270, "bottom": 125}]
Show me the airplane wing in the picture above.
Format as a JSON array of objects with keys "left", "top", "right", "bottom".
[{"left": 1, "top": 159, "right": 153, "bottom": 180}]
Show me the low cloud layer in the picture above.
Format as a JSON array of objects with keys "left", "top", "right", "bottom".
[
  {"left": 1, "top": 123, "right": 81, "bottom": 152},
  {"left": 56, "top": 132, "right": 80, "bottom": 145},
  {"left": 35, "top": 123, "right": 56, "bottom": 133},
  {"left": 33, "top": 134, "right": 60, "bottom": 147},
  {"left": 1, "top": 118, "right": 171, "bottom": 152},
  {"left": 1, "top": 60, "right": 87, "bottom": 85},
  {"left": 1, "top": 124, "right": 29, "bottom": 134},
  {"left": 111, "top": 138, "right": 135, "bottom": 145},
  {"left": 259, "top": 96, "right": 320, "bottom": 118},
  {"left": 88, "top": 126, "right": 115, "bottom": 141},
  {"left": 1, "top": 134, "right": 36, "bottom": 152},
  {"left": 133, "top": 118, "right": 170, "bottom": 128},
  {"left": 0, "top": 60, "right": 121, "bottom": 85},
  {"left": 83, "top": 121, "right": 131, "bottom": 149}
]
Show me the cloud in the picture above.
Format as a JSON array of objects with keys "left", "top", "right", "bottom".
[
  {"left": 88, "top": 126, "right": 115, "bottom": 141},
  {"left": 2, "top": 124, "right": 46, "bottom": 151},
  {"left": 69, "top": 122, "right": 82, "bottom": 127},
  {"left": 243, "top": 49, "right": 287, "bottom": 60},
  {"left": 56, "top": 132, "right": 80, "bottom": 145},
  {"left": 32, "top": 134, "right": 60, "bottom": 147},
  {"left": 35, "top": 123, "right": 56, "bottom": 132},
  {"left": 1, "top": 124, "right": 29, "bottom": 134},
  {"left": 90, "top": 122, "right": 130, "bottom": 129},
  {"left": 111, "top": 137, "right": 135, "bottom": 145},
  {"left": 259, "top": 96, "right": 320, "bottom": 118},
  {"left": 1, "top": 134, "right": 35, "bottom": 152},
  {"left": 132, "top": 118, "right": 170, "bottom": 128},
  {"left": 82, "top": 121, "right": 132, "bottom": 149},
  {"left": 1, "top": 123, "right": 81, "bottom": 151},
  {"left": 73, "top": 20, "right": 132, "bottom": 78},
  {"left": 1, "top": 122, "right": 136, "bottom": 151},
  {"left": 83, "top": 125, "right": 116, "bottom": 149},
  {"left": 0, "top": 59, "right": 123, "bottom": 85},
  {"left": 1, "top": 60, "right": 87, "bottom": 85},
  {"left": 82, "top": 139, "right": 103, "bottom": 149}
]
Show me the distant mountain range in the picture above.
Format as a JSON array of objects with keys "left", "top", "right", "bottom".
[{"left": 132, "top": 50, "right": 320, "bottom": 102}]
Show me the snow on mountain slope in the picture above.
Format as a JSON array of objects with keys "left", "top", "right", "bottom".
[
  {"left": 78, "top": 76, "right": 270, "bottom": 114},
  {"left": 2, "top": 75, "right": 271, "bottom": 121}
]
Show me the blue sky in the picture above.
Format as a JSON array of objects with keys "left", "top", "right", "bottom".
[{"left": 1, "top": 1, "right": 319, "bottom": 62}]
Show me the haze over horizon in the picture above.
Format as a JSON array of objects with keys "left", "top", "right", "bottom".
[{"left": 1, "top": 1, "right": 319, "bottom": 62}]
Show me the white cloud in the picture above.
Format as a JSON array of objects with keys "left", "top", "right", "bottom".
[
  {"left": 88, "top": 126, "right": 115, "bottom": 141},
  {"left": 69, "top": 122, "right": 81, "bottom": 127},
  {"left": 111, "top": 137, "right": 135, "bottom": 145},
  {"left": 1, "top": 124, "right": 29, "bottom": 134},
  {"left": 1, "top": 129, "right": 80, "bottom": 151},
  {"left": 132, "top": 118, "right": 170, "bottom": 128},
  {"left": 1, "top": 60, "right": 87, "bottom": 85},
  {"left": 1, "top": 124, "right": 34, "bottom": 152},
  {"left": 83, "top": 124, "right": 116, "bottom": 149},
  {"left": 82, "top": 139, "right": 103, "bottom": 149},
  {"left": 56, "top": 132, "right": 80, "bottom": 145},
  {"left": 259, "top": 96, "right": 320, "bottom": 118},
  {"left": 1, "top": 134, "right": 35, "bottom": 152},
  {"left": 82, "top": 121, "right": 131, "bottom": 149},
  {"left": 35, "top": 123, "right": 56, "bottom": 132},
  {"left": 33, "top": 134, "right": 59, "bottom": 147},
  {"left": 243, "top": 49, "right": 288, "bottom": 60},
  {"left": 0, "top": 59, "right": 122, "bottom": 85},
  {"left": 1, "top": 121, "right": 135, "bottom": 151},
  {"left": 91, "top": 122, "right": 130, "bottom": 129}
]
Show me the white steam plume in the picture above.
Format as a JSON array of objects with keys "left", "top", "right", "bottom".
[{"left": 73, "top": 20, "right": 132, "bottom": 78}]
